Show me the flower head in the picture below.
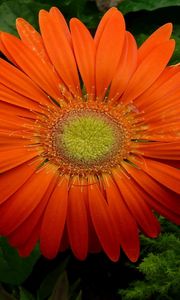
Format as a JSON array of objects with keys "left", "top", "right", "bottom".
[{"left": 0, "top": 7, "right": 179, "bottom": 262}]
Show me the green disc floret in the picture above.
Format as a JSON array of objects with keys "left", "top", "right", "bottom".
[{"left": 58, "top": 113, "right": 117, "bottom": 164}]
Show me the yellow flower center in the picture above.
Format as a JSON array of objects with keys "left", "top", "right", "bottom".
[
  {"left": 41, "top": 101, "right": 139, "bottom": 176},
  {"left": 55, "top": 110, "right": 123, "bottom": 166}
]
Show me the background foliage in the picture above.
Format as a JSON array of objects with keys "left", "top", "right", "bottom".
[{"left": 0, "top": 0, "right": 179, "bottom": 299}]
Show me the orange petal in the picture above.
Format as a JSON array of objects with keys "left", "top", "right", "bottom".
[
  {"left": 0, "top": 159, "right": 42, "bottom": 205},
  {"left": 0, "top": 35, "right": 17, "bottom": 64},
  {"left": 8, "top": 174, "right": 58, "bottom": 247},
  {"left": 123, "top": 162, "right": 180, "bottom": 216},
  {"left": 138, "top": 23, "right": 172, "bottom": 64},
  {"left": 121, "top": 40, "right": 175, "bottom": 103},
  {"left": 123, "top": 163, "right": 180, "bottom": 225},
  {"left": 145, "top": 198, "right": 180, "bottom": 225},
  {"left": 59, "top": 226, "right": 69, "bottom": 252},
  {"left": 0, "top": 148, "right": 41, "bottom": 173},
  {"left": 94, "top": 7, "right": 119, "bottom": 47},
  {"left": 0, "top": 99, "right": 36, "bottom": 120},
  {"left": 109, "top": 31, "right": 137, "bottom": 101},
  {"left": 95, "top": 9, "right": 125, "bottom": 100},
  {"left": 128, "top": 171, "right": 179, "bottom": 225},
  {"left": 1, "top": 33, "right": 62, "bottom": 101},
  {"left": 0, "top": 83, "right": 43, "bottom": 113},
  {"left": 49, "top": 7, "right": 72, "bottom": 44},
  {"left": 112, "top": 169, "right": 161, "bottom": 238},
  {"left": 103, "top": 174, "right": 140, "bottom": 262},
  {"left": 0, "top": 164, "right": 57, "bottom": 235},
  {"left": 132, "top": 142, "right": 180, "bottom": 160},
  {"left": 146, "top": 121, "right": 180, "bottom": 136},
  {"left": 67, "top": 177, "right": 88, "bottom": 260},
  {"left": 88, "top": 176, "right": 120, "bottom": 262},
  {"left": 134, "top": 158, "right": 180, "bottom": 194},
  {"left": 81, "top": 180, "right": 102, "bottom": 254},
  {"left": 0, "top": 58, "right": 52, "bottom": 107},
  {"left": 16, "top": 18, "right": 52, "bottom": 64},
  {"left": 159, "top": 160, "right": 180, "bottom": 169},
  {"left": 0, "top": 132, "right": 29, "bottom": 146},
  {"left": 39, "top": 9, "right": 80, "bottom": 97},
  {"left": 40, "top": 176, "right": 69, "bottom": 259},
  {"left": 70, "top": 18, "right": 95, "bottom": 99},
  {"left": 17, "top": 222, "right": 40, "bottom": 257},
  {"left": 135, "top": 66, "right": 180, "bottom": 110},
  {"left": 0, "top": 112, "right": 37, "bottom": 132},
  {"left": 87, "top": 217, "right": 102, "bottom": 254},
  {"left": 141, "top": 97, "right": 180, "bottom": 124}
]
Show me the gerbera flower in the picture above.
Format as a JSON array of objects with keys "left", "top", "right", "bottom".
[{"left": 0, "top": 7, "right": 179, "bottom": 262}]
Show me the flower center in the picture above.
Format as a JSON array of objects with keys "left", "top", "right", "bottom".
[
  {"left": 55, "top": 110, "right": 123, "bottom": 166},
  {"left": 42, "top": 102, "right": 136, "bottom": 176}
]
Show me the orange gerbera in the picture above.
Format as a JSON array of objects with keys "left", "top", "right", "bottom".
[{"left": 0, "top": 7, "right": 179, "bottom": 262}]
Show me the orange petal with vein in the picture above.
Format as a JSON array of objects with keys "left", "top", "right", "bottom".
[
  {"left": 95, "top": 9, "right": 125, "bottom": 99},
  {"left": 103, "top": 174, "right": 140, "bottom": 262},
  {"left": 138, "top": 23, "right": 172, "bottom": 64},
  {"left": 1, "top": 33, "right": 62, "bottom": 101},
  {"left": 8, "top": 174, "right": 58, "bottom": 247},
  {"left": 121, "top": 40, "right": 175, "bottom": 103},
  {"left": 0, "top": 58, "right": 51, "bottom": 106},
  {"left": 0, "top": 159, "right": 41, "bottom": 204},
  {"left": 135, "top": 158, "right": 180, "bottom": 194},
  {"left": 70, "top": 18, "right": 95, "bottom": 98},
  {"left": 39, "top": 10, "right": 80, "bottom": 96},
  {"left": 112, "top": 169, "right": 160, "bottom": 237},
  {"left": 67, "top": 177, "right": 88, "bottom": 260},
  {"left": 133, "top": 142, "right": 180, "bottom": 160},
  {"left": 88, "top": 177, "right": 120, "bottom": 262},
  {"left": 16, "top": 18, "right": 52, "bottom": 64},
  {"left": 109, "top": 31, "right": 137, "bottom": 101},
  {"left": 0, "top": 165, "right": 57, "bottom": 235},
  {"left": 40, "top": 176, "right": 69, "bottom": 259},
  {"left": 122, "top": 162, "right": 180, "bottom": 216}
]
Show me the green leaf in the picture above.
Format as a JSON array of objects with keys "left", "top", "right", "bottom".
[
  {"left": 75, "top": 291, "right": 82, "bottom": 300},
  {"left": 58, "top": 0, "right": 87, "bottom": 17},
  {"left": 171, "top": 25, "right": 180, "bottom": 64},
  {"left": 57, "top": 0, "right": 100, "bottom": 28},
  {"left": 0, "top": 285, "right": 16, "bottom": 300},
  {"left": 118, "top": 0, "right": 180, "bottom": 14},
  {"left": 0, "top": 0, "right": 51, "bottom": 35},
  {"left": 49, "top": 272, "right": 69, "bottom": 300},
  {"left": 19, "top": 288, "right": 35, "bottom": 300},
  {"left": 123, "top": 7, "right": 180, "bottom": 63},
  {"left": 37, "top": 257, "right": 69, "bottom": 300},
  {"left": 119, "top": 225, "right": 180, "bottom": 300},
  {"left": 0, "top": 237, "right": 40, "bottom": 285}
]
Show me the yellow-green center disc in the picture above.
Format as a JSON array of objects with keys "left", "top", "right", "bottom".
[{"left": 56, "top": 110, "right": 121, "bottom": 166}]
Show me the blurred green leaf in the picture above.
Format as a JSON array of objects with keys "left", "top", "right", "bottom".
[
  {"left": 49, "top": 272, "right": 69, "bottom": 300},
  {"left": 119, "top": 0, "right": 180, "bottom": 14},
  {"left": 0, "top": 285, "right": 16, "bottom": 300},
  {"left": 19, "top": 288, "right": 35, "bottom": 300},
  {"left": 57, "top": 0, "right": 100, "bottom": 28},
  {"left": 58, "top": 0, "right": 87, "bottom": 17},
  {"left": 75, "top": 291, "right": 82, "bottom": 300},
  {"left": 123, "top": 7, "right": 180, "bottom": 63},
  {"left": 0, "top": 238, "right": 40, "bottom": 285},
  {"left": 37, "top": 257, "right": 69, "bottom": 300},
  {"left": 171, "top": 25, "right": 180, "bottom": 64},
  {"left": 69, "top": 278, "right": 81, "bottom": 300},
  {"left": 0, "top": 0, "right": 51, "bottom": 34},
  {"left": 0, "top": 0, "right": 100, "bottom": 34}
]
